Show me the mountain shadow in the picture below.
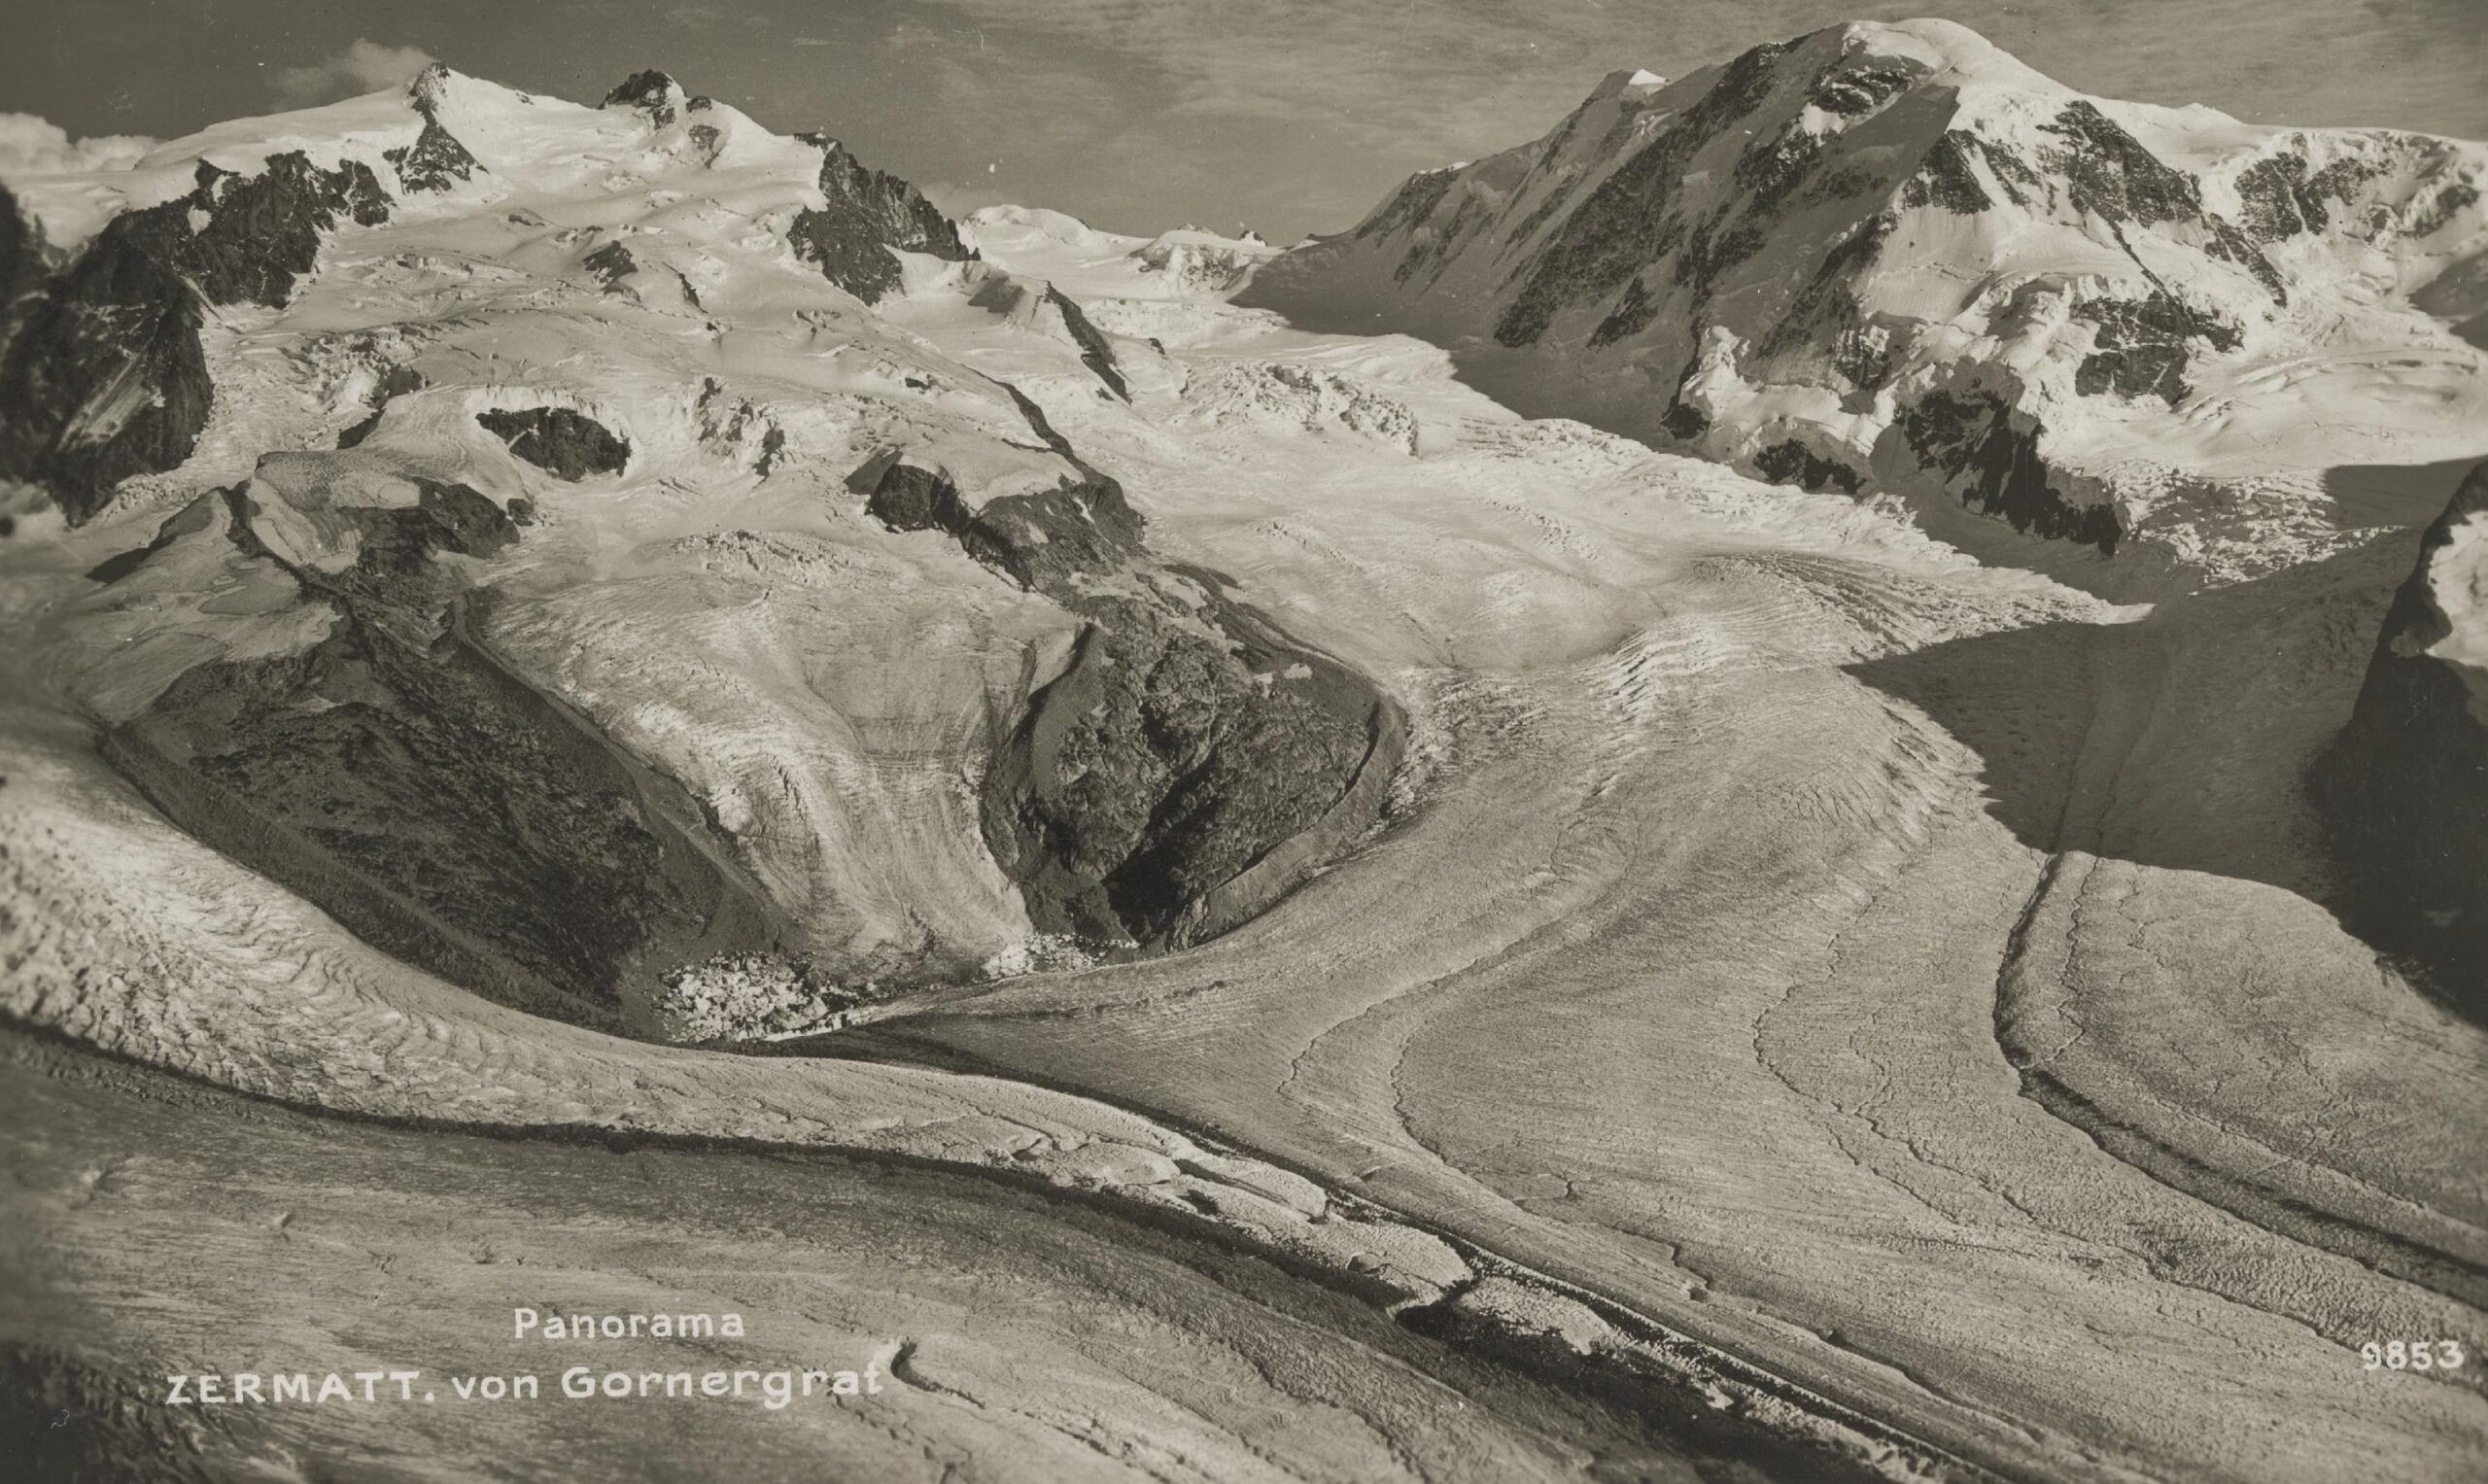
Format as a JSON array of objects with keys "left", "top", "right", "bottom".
[
  {"left": 1842, "top": 536, "right": 2464, "bottom": 1006},
  {"left": 2324, "top": 455, "right": 2488, "bottom": 533}
]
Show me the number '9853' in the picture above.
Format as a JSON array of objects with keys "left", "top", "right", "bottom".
[{"left": 2362, "top": 1340, "right": 2465, "bottom": 1370}]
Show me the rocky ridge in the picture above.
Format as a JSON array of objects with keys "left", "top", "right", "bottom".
[
  {"left": 790, "top": 135, "right": 977, "bottom": 304},
  {"left": 0, "top": 155, "right": 389, "bottom": 523}
]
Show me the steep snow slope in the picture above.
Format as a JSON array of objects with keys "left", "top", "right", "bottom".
[{"left": 1246, "top": 17, "right": 2488, "bottom": 593}]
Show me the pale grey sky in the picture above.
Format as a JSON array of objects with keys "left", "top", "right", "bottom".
[{"left": 6, "top": 1, "right": 2480, "bottom": 238}]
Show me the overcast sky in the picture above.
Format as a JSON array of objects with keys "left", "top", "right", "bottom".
[{"left": 5, "top": 0, "right": 2481, "bottom": 239}]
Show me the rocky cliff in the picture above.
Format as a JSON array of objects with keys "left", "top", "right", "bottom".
[
  {"left": 790, "top": 137, "right": 976, "bottom": 304},
  {"left": 0, "top": 154, "right": 388, "bottom": 523},
  {"left": 2318, "top": 462, "right": 2488, "bottom": 1015},
  {"left": 847, "top": 401, "right": 1392, "bottom": 952}
]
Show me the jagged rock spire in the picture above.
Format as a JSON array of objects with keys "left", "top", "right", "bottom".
[{"left": 602, "top": 70, "right": 684, "bottom": 126}]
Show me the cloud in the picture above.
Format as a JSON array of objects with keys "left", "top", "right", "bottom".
[
  {"left": 910, "top": 0, "right": 1637, "bottom": 157},
  {"left": 0, "top": 113, "right": 155, "bottom": 178},
  {"left": 271, "top": 39, "right": 439, "bottom": 109},
  {"left": 912, "top": 0, "right": 2488, "bottom": 155}
]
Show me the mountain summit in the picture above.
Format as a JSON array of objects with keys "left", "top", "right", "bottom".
[
  {"left": 0, "top": 64, "right": 1400, "bottom": 1018},
  {"left": 1246, "top": 17, "right": 2488, "bottom": 589}
]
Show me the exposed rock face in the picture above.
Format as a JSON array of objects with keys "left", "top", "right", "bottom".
[
  {"left": 104, "top": 470, "right": 785, "bottom": 1029},
  {"left": 2317, "top": 462, "right": 2488, "bottom": 1016},
  {"left": 1244, "top": 18, "right": 2487, "bottom": 579},
  {"left": 1753, "top": 438, "right": 1861, "bottom": 495},
  {"left": 1128, "top": 227, "right": 1281, "bottom": 297},
  {"left": 788, "top": 138, "right": 974, "bottom": 304},
  {"left": 386, "top": 66, "right": 482, "bottom": 192},
  {"left": 0, "top": 154, "right": 392, "bottom": 524},
  {"left": 333, "top": 362, "right": 424, "bottom": 448},
  {"left": 2069, "top": 292, "right": 2242, "bottom": 405},
  {"left": 154, "top": 155, "right": 391, "bottom": 307},
  {"left": 848, "top": 449, "right": 1143, "bottom": 590},
  {"left": 849, "top": 397, "right": 1400, "bottom": 954},
  {"left": 983, "top": 583, "right": 1386, "bottom": 948},
  {"left": 475, "top": 406, "right": 632, "bottom": 478},
  {"left": 582, "top": 240, "right": 636, "bottom": 292},
  {"left": 1043, "top": 285, "right": 1129, "bottom": 399},
  {"left": 385, "top": 117, "right": 480, "bottom": 192},
  {"left": 0, "top": 186, "right": 43, "bottom": 359},
  {"left": 602, "top": 69, "right": 682, "bottom": 127},
  {"left": 1895, "top": 390, "right": 2122, "bottom": 552}
]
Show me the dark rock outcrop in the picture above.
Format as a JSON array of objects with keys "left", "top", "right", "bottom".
[
  {"left": 1900, "top": 132, "right": 1996, "bottom": 213},
  {"left": 602, "top": 70, "right": 681, "bottom": 127},
  {"left": 1356, "top": 168, "right": 1458, "bottom": 244},
  {"left": 1588, "top": 276, "right": 1658, "bottom": 347},
  {"left": 2070, "top": 291, "right": 2241, "bottom": 405},
  {"left": 787, "top": 138, "right": 973, "bottom": 304},
  {"left": 0, "top": 185, "right": 45, "bottom": 362},
  {"left": 847, "top": 445, "right": 1142, "bottom": 593},
  {"left": 851, "top": 391, "right": 1401, "bottom": 954},
  {"left": 983, "top": 584, "right": 1388, "bottom": 948},
  {"left": 1753, "top": 438, "right": 1862, "bottom": 494},
  {"left": 2233, "top": 151, "right": 2379, "bottom": 241},
  {"left": 1758, "top": 210, "right": 1895, "bottom": 377},
  {"left": 103, "top": 473, "right": 785, "bottom": 1029},
  {"left": 1895, "top": 390, "right": 2121, "bottom": 553},
  {"left": 2316, "top": 463, "right": 2488, "bottom": 1018},
  {"left": 1492, "top": 37, "right": 1808, "bottom": 350},
  {"left": 361, "top": 478, "right": 523, "bottom": 568},
  {"left": 167, "top": 155, "right": 392, "bottom": 306},
  {"left": 333, "top": 362, "right": 424, "bottom": 449},
  {"left": 384, "top": 117, "right": 479, "bottom": 192},
  {"left": 1042, "top": 285, "right": 1128, "bottom": 399},
  {"left": 1812, "top": 62, "right": 1914, "bottom": 117},
  {"left": 583, "top": 240, "right": 637, "bottom": 292},
  {"left": 386, "top": 69, "right": 480, "bottom": 193},
  {"left": 2031, "top": 101, "right": 2285, "bottom": 303},
  {"left": 476, "top": 406, "right": 631, "bottom": 479},
  {"left": 0, "top": 154, "right": 393, "bottom": 524},
  {"left": 2037, "top": 100, "right": 2199, "bottom": 227}
]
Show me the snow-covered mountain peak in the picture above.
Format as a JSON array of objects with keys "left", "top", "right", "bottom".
[
  {"left": 958, "top": 205, "right": 1281, "bottom": 304},
  {"left": 967, "top": 204, "right": 1108, "bottom": 242},
  {"left": 0, "top": 63, "right": 1145, "bottom": 539},
  {"left": 1247, "top": 17, "right": 2488, "bottom": 593},
  {"left": 602, "top": 68, "right": 690, "bottom": 124},
  {"left": 1588, "top": 67, "right": 1663, "bottom": 101}
]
